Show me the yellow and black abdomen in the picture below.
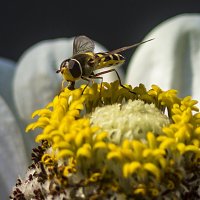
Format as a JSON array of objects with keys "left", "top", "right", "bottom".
[{"left": 95, "top": 53, "right": 125, "bottom": 70}]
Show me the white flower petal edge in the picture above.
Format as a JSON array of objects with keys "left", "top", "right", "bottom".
[
  {"left": 0, "top": 96, "right": 28, "bottom": 199},
  {"left": 126, "top": 14, "right": 200, "bottom": 106},
  {"left": 0, "top": 57, "right": 16, "bottom": 114}
]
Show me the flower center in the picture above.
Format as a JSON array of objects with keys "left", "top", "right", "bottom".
[{"left": 89, "top": 100, "right": 170, "bottom": 143}]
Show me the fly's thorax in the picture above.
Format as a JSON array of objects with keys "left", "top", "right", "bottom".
[
  {"left": 60, "top": 58, "right": 82, "bottom": 81},
  {"left": 73, "top": 52, "right": 96, "bottom": 76},
  {"left": 95, "top": 53, "right": 125, "bottom": 70}
]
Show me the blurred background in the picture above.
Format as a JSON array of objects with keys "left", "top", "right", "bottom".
[{"left": 1, "top": 0, "right": 200, "bottom": 71}]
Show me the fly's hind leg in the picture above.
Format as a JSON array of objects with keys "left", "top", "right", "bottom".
[{"left": 93, "top": 69, "right": 136, "bottom": 95}]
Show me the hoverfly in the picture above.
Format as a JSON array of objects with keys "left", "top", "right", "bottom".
[{"left": 56, "top": 35, "right": 153, "bottom": 92}]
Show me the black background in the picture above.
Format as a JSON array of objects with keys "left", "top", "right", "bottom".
[{"left": 0, "top": 1, "right": 200, "bottom": 70}]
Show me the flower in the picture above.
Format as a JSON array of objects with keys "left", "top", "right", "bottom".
[{"left": 10, "top": 81, "right": 200, "bottom": 199}]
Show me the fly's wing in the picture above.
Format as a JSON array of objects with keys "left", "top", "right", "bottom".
[
  {"left": 73, "top": 35, "right": 95, "bottom": 55},
  {"left": 94, "top": 38, "right": 154, "bottom": 70},
  {"left": 106, "top": 38, "right": 154, "bottom": 55}
]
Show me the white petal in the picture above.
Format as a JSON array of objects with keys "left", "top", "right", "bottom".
[
  {"left": 0, "top": 57, "right": 16, "bottom": 114},
  {"left": 126, "top": 14, "right": 200, "bottom": 104},
  {"left": 0, "top": 95, "right": 28, "bottom": 198}
]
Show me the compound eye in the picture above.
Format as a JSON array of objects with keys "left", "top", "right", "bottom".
[
  {"left": 68, "top": 59, "right": 82, "bottom": 79},
  {"left": 59, "top": 60, "right": 69, "bottom": 72},
  {"left": 56, "top": 60, "right": 67, "bottom": 73}
]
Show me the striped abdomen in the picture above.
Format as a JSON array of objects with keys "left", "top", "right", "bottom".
[{"left": 95, "top": 52, "right": 125, "bottom": 70}]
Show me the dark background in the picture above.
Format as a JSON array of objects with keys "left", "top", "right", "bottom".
[{"left": 0, "top": 1, "right": 200, "bottom": 70}]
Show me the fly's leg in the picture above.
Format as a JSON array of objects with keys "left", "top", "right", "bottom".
[
  {"left": 88, "top": 75, "right": 104, "bottom": 97},
  {"left": 81, "top": 76, "right": 92, "bottom": 94},
  {"left": 58, "top": 81, "right": 75, "bottom": 96},
  {"left": 61, "top": 80, "right": 75, "bottom": 91},
  {"left": 82, "top": 76, "right": 104, "bottom": 104},
  {"left": 81, "top": 71, "right": 102, "bottom": 94},
  {"left": 68, "top": 81, "right": 75, "bottom": 90},
  {"left": 94, "top": 69, "right": 136, "bottom": 95},
  {"left": 62, "top": 80, "right": 66, "bottom": 90}
]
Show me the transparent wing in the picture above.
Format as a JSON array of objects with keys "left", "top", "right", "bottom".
[
  {"left": 73, "top": 35, "right": 95, "bottom": 55},
  {"left": 107, "top": 38, "right": 154, "bottom": 55},
  {"left": 94, "top": 38, "right": 154, "bottom": 63}
]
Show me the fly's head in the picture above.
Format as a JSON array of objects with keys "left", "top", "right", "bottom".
[{"left": 56, "top": 58, "right": 82, "bottom": 82}]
